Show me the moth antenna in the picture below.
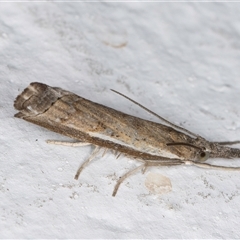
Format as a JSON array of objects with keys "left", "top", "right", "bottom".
[{"left": 111, "top": 89, "right": 198, "bottom": 138}]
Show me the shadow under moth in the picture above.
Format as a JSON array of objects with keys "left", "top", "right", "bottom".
[{"left": 14, "top": 82, "right": 240, "bottom": 196}]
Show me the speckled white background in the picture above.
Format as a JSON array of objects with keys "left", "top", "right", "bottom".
[{"left": 1, "top": 2, "right": 240, "bottom": 238}]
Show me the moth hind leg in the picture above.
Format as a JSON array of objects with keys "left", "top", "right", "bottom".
[{"left": 46, "top": 140, "right": 102, "bottom": 179}]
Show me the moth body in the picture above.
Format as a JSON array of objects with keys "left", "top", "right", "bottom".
[
  {"left": 14, "top": 82, "right": 213, "bottom": 162},
  {"left": 14, "top": 82, "right": 240, "bottom": 196}
]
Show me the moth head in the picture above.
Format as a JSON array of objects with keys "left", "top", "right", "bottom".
[
  {"left": 196, "top": 148, "right": 210, "bottom": 162},
  {"left": 166, "top": 142, "right": 210, "bottom": 162}
]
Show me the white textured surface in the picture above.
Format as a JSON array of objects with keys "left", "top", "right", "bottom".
[{"left": 1, "top": 3, "right": 240, "bottom": 238}]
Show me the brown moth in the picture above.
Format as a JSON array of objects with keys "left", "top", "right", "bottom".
[{"left": 14, "top": 82, "right": 240, "bottom": 196}]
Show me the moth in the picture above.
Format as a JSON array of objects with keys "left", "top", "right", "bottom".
[{"left": 14, "top": 82, "right": 240, "bottom": 196}]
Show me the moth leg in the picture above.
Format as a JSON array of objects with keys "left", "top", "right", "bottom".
[
  {"left": 112, "top": 164, "right": 145, "bottom": 197},
  {"left": 185, "top": 160, "right": 240, "bottom": 171},
  {"left": 46, "top": 140, "right": 91, "bottom": 147},
  {"left": 74, "top": 146, "right": 101, "bottom": 180},
  {"left": 142, "top": 160, "right": 184, "bottom": 173},
  {"left": 141, "top": 163, "right": 148, "bottom": 174},
  {"left": 113, "top": 150, "right": 118, "bottom": 156},
  {"left": 102, "top": 148, "right": 108, "bottom": 157},
  {"left": 214, "top": 141, "right": 240, "bottom": 146}
]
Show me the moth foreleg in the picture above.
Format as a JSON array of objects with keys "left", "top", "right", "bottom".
[
  {"left": 213, "top": 140, "right": 240, "bottom": 146},
  {"left": 46, "top": 140, "right": 91, "bottom": 147},
  {"left": 185, "top": 160, "right": 240, "bottom": 171},
  {"left": 74, "top": 146, "right": 101, "bottom": 180},
  {"left": 112, "top": 164, "right": 145, "bottom": 197}
]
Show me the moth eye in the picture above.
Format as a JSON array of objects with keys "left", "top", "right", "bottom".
[{"left": 199, "top": 151, "right": 210, "bottom": 162}]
